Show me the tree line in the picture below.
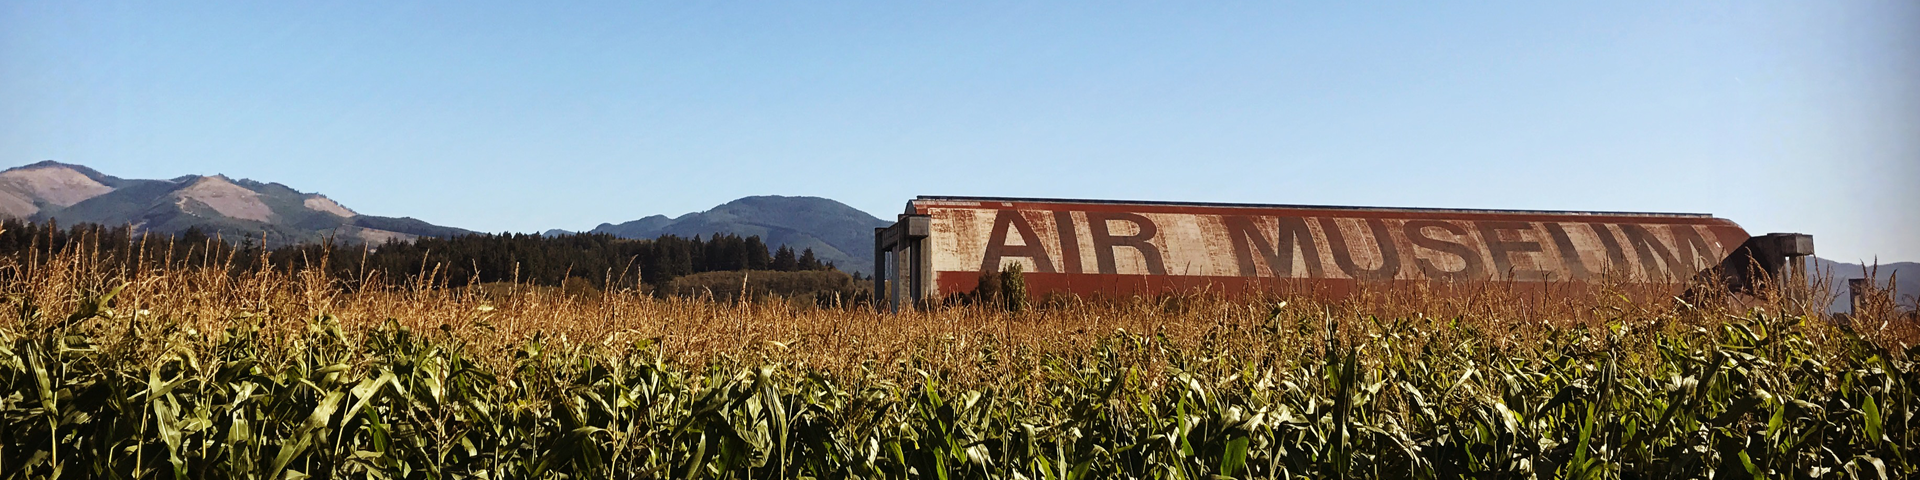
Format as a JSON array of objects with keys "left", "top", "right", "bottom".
[{"left": 0, "top": 219, "right": 842, "bottom": 292}]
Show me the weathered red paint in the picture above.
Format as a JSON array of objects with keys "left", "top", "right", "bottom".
[{"left": 886, "top": 197, "right": 1753, "bottom": 303}]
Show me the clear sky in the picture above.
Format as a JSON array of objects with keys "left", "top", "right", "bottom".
[{"left": 3, "top": 1, "right": 1915, "bottom": 262}]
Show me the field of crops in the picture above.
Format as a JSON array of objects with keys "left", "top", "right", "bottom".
[{"left": 0, "top": 244, "right": 1914, "bottom": 479}]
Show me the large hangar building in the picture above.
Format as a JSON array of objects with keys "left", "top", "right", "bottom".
[{"left": 873, "top": 196, "right": 1813, "bottom": 311}]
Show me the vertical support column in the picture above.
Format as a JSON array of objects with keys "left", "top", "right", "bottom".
[
  {"left": 904, "top": 215, "right": 932, "bottom": 308},
  {"left": 873, "top": 227, "right": 888, "bottom": 312},
  {"left": 1850, "top": 278, "right": 1872, "bottom": 316},
  {"left": 894, "top": 240, "right": 910, "bottom": 313},
  {"left": 916, "top": 235, "right": 936, "bottom": 304},
  {"left": 908, "top": 239, "right": 923, "bottom": 307}
]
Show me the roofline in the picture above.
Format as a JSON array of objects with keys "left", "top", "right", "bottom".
[{"left": 912, "top": 195, "right": 1717, "bottom": 218}]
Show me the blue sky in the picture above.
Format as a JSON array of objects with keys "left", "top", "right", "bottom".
[{"left": 3, "top": 1, "right": 1915, "bottom": 262}]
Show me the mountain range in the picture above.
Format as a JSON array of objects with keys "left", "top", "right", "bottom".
[
  {"left": 1, "top": 161, "right": 893, "bottom": 274},
  {"left": 0, "top": 161, "right": 467, "bottom": 245}
]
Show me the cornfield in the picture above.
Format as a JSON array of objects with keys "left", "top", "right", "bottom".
[{"left": 0, "top": 240, "right": 1913, "bottom": 479}]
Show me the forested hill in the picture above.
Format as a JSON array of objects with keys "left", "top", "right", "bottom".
[
  {"left": 592, "top": 196, "right": 890, "bottom": 275},
  {"left": 0, "top": 220, "right": 842, "bottom": 292}
]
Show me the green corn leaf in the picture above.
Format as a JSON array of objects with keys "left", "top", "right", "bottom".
[
  {"left": 1862, "top": 394, "right": 1882, "bottom": 445},
  {"left": 1766, "top": 402, "right": 1785, "bottom": 440},
  {"left": 1219, "top": 436, "right": 1249, "bottom": 478},
  {"left": 1573, "top": 402, "right": 1598, "bottom": 469},
  {"left": 1739, "top": 451, "right": 1767, "bottom": 480},
  {"left": 269, "top": 390, "right": 345, "bottom": 480}
]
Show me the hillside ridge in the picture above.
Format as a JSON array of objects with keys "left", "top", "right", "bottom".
[
  {"left": 1, "top": 161, "right": 470, "bottom": 245},
  {"left": 592, "top": 195, "right": 890, "bottom": 274}
]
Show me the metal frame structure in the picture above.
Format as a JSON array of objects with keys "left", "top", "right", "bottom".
[{"left": 872, "top": 214, "right": 930, "bottom": 313}]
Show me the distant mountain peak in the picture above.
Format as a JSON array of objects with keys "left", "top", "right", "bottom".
[
  {"left": 12, "top": 160, "right": 68, "bottom": 169},
  {"left": 591, "top": 195, "right": 890, "bottom": 274},
  {"left": 594, "top": 214, "right": 673, "bottom": 233},
  {"left": 7, "top": 160, "right": 114, "bottom": 180},
  {"left": 0, "top": 162, "right": 115, "bottom": 208},
  {"left": 170, "top": 175, "right": 273, "bottom": 222}
]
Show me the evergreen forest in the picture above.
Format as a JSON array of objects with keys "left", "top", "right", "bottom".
[{"left": 0, "top": 219, "right": 843, "bottom": 292}]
